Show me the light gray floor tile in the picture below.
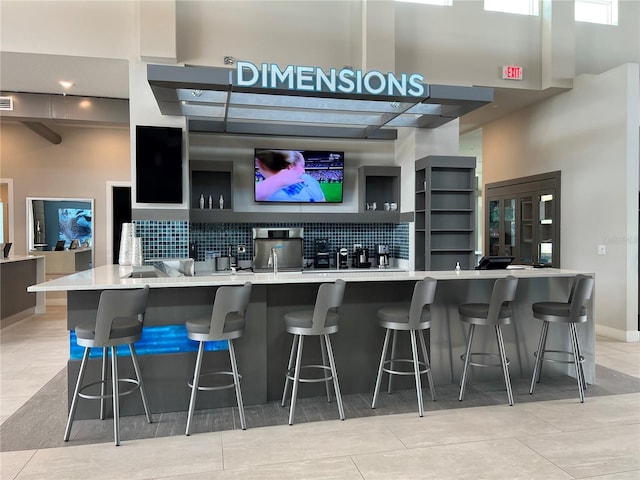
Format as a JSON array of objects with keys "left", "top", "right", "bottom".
[
  {"left": 352, "top": 438, "right": 573, "bottom": 480},
  {"left": 0, "top": 450, "right": 36, "bottom": 480},
  {"left": 14, "top": 434, "right": 224, "bottom": 480},
  {"left": 156, "top": 457, "right": 364, "bottom": 480},
  {"left": 519, "top": 424, "right": 640, "bottom": 478},
  {"left": 518, "top": 392, "right": 640, "bottom": 432},
  {"left": 582, "top": 471, "right": 640, "bottom": 480},
  {"left": 219, "top": 418, "right": 404, "bottom": 470}
]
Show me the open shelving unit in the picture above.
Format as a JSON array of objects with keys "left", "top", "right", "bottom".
[{"left": 415, "top": 155, "right": 476, "bottom": 271}]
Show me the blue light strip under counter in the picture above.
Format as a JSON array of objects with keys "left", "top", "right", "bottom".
[{"left": 69, "top": 325, "right": 228, "bottom": 360}]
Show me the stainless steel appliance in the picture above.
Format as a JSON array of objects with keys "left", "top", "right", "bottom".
[
  {"left": 376, "top": 244, "right": 390, "bottom": 268},
  {"left": 353, "top": 247, "right": 371, "bottom": 268},
  {"left": 252, "top": 228, "right": 304, "bottom": 272},
  {"left": 336, "top": 248, "right": 349, "bottom": 269},
  {"left": 314, "top": 238, "right": 331, "bottom": 269}
]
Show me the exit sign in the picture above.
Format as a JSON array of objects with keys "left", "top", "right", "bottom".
[{"left": 502, "top": 65, "right": 523, "bottom": 80}]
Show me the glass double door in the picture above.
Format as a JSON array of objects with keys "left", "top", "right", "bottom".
[{"left": 487, "top": 190, "right": 557, "bottom": 266}]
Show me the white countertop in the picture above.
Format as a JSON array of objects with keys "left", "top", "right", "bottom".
[
  {"left": 26, "top": 264, "right": 593, "bottom": 292},
  {"left": 1, "top": 254, "right": 44, "bottom": 265}
]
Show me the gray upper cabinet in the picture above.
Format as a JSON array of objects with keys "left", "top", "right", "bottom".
[
  {"left": 415, "top": 156, "right": 477, "bottom": 271},
  {"left": 485, "top": 171, "right": 560, "bottom": 267}
]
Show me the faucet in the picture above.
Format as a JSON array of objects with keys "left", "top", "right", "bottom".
[{"left": 268, "top": 247, "right": 279, "bottom": 274}]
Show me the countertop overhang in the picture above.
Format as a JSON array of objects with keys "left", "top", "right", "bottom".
[{"left": 27, "top": 265, "right": 594, "bottom": 292}]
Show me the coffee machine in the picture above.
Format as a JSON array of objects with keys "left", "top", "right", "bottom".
[
  {"left": 314, "top": 238, "right": 331, "bottom": 269},
  {"left": 336, "top": 248, "right": 349, "bottom": 269},
  {"left": 353, "top": 247, "right": 371, "bottom": 268},
  {"left": 376, "top": 244, "right": 390, "bottom": 268}
]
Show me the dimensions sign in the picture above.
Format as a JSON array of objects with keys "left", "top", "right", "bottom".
[{"left": 236, "top": 61, "right": 425, "bottom": 97}]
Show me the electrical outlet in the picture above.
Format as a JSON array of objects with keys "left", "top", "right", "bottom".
[
  {"left": 237, "top": 245, "right": 246, "bottom": 254},
  {"left": 353, "top": 243, "right": 362, "bottom": 251},
  {"left": 597, "top": 245, "right": 606, "bottom": 255}
]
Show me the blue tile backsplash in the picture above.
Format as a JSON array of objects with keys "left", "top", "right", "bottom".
[{"left": 136, "top": 221, "right": 409, "bottom": 262}]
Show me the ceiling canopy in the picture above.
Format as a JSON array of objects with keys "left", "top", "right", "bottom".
[{"left": 147, "top": 64, "right": 493, "bottom": 140}]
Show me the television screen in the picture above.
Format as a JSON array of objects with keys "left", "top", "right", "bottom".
[
  {"left": 58, "top": 208, "right": 92, "bottom": 247},
  {"left": 254, "top": 149, "right": 344, "bottom": 203},
  {"left": 136, "top": 126, "right": 183, "bottom": 204}
]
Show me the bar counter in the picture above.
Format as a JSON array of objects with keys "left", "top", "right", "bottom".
[{"left": 28, "top": 265, "right": 595, "bottom": 418}]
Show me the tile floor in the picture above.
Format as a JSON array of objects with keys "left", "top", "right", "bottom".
[{"left": 1, "top": 306, "right": 639, "bottom": 479}]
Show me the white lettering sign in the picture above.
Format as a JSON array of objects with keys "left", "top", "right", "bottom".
[{"left": 236, "top": 61, "right": 425, "bottom": 97}]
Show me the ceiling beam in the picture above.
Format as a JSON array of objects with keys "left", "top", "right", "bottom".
[{"left": 19, "top": 121, "right": 62, "bottom": 145}]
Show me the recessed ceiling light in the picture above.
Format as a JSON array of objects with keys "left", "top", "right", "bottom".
[{"left": 59, "top": 80, "right": 75, "bottom": 89}]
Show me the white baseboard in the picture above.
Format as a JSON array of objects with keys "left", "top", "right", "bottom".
[{"left": 595, "top": 324, "right": 640, "bottom": 342}]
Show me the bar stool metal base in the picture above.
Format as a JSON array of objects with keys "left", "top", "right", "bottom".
[
  {"left": 281, "top": 333, "right": 344, "bottom": 426},
  {"left": 186, "top": 338, "right": 246, "bottom": 435},
  {"left": 530, "top": 320, "right": 586, "bottom": 402},
  {"left": 64, "top": 344, "right": 153, "bottom": 446},
  {"left": 371, "top": 328, "right": 435, "bottom": 417}
]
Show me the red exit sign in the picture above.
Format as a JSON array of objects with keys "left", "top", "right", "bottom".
[{"left": 502, "top": 65, "right": 523, "bottom": 80}]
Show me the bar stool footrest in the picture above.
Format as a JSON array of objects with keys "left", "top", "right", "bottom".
[
  {"left": 189, "top": 371, "right": 241, "bottom": 392},
  {"left": 286, "top": 364, "right": 334, "bottom": 384},
  {"left": 461, "top": 352, "right": 510, "bottom": 369},
  {"left": 535, "top": 349, "right": 584, "bottom": 365},
  {"left": 383, "top": 358, "right": 430, "bottom": 376},
  {"left": 78, "top": 378, "right": 141, "bottom": 400}
]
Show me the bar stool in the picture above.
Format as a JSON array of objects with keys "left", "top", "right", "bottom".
[
  {"left": 64, "top": 285, "right": 152, "bottom": 446},
  {"left": 185, "top": 282, "right": 252, "bottom": 435},
  {"left": 281, "top": 279, "right": 346, "bottom": 425},
  {"left": 458, "top": 275, "right": 519, "bottom": 406},
  {"left": 530, "top": 274, "right": 594, "bottom": 402},
  {"left": 371, "top": 278, "right": 437, "bottom": 417}
]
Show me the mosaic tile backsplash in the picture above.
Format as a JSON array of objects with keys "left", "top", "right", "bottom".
[{"left": 136, "top": 221, "right": 409, "bottom": 263}]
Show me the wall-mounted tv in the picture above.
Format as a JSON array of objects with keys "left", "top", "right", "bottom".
[
  {"left": 136, "top": 125, "right": 183, "bottom": 204},
  {"left": 254, "top": 149, "right": 344, "bottom": 203}
]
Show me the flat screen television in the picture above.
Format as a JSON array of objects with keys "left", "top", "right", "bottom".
[
  {"left": 136, "top": 126, "right": 183, "bottom": 204},
  {"left": 58, "top": 208, "right": 92, "bottom": 247},
  {"left": 254, "top": 149, "right": 344, "bottom": 203}
]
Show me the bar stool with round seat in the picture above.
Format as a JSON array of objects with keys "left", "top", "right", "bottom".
[
  {"left": 185, "top": 282, "right": 252, "bottom": 435},
  {"left": 371, "top": 277, "right": 437, "bottom": 417},
  {"left": 281, "top": 279, "right": 346, "bottom": 425},
  {"left": 529, "top": 274, "right": 594, "bottom": 403},
  {"left": 458, "top": 275, "right": 519, "bottom": 406},
  {"left": 64, "top": 285, "right": 152, "bottom": 446}
]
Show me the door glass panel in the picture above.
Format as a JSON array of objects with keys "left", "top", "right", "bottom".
[
  {"left": 519, "top": 196, "right": 533, "bottom": 263},
  {"left": 538, "top": 193, "right": 554, "bottom": 264},
  {"left": 503, "top": 198, "right": 515, "bottom": 256},
  {"left": 489, "top": 199, "right": 500, "bottom": 255}
]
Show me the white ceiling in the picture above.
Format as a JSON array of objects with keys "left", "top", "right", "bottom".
[{"left": 0, "top": 52, "right": 565, "bottom": 133}]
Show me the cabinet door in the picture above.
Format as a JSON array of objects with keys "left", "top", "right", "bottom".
[
  {"left": 518, "top": 195, "right": 534, "bottom": 264},
  {"left": 487, "top": 196, "right": 516, "bottom": 257},
  {"left": 536, "top": 191, "right": 556, "bottom": 265}
]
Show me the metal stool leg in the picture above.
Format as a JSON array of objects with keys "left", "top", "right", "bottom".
[
  {"left": 64, "top": 347, "right": 90, "bottom": 442},
  {"left": 281, "top": 334, "right": 299, "bottom": 407},
  {"left": 228, "top": 339, "right": 246, "bottom": 429},
  {"left": 324, "top": 333, "right": 344, "bottom": 420},
  {"left": 111, "top": 346, "right": 120, "bottom": 446},
  {"left": 99, "top": 347, "right": 108, "bottom": 420},
  {"left": 529, "top": 320, "right": 549, "bottom": 394},
  {"left": 571, "top": 323, "right": 587, "bottom": 391},
  {"left": 459, "top": 324, "right": 475, "bottom": 401},
  {"left": 569, "top": 323, "right": 585, "bottom": 403},
  {"left": 186, "top": 341, "right": 205, "bottom": 436},
  {"left": 410, "top": 329, "right": 424, "bottom": 417},
  {"left": 129, "top": 344, "right": 152, "bottom": 424},
  {"left": 319, "top": 335, "right": 332, "bottom": 403},
  {"left": 288, "top": 335, "right": 305, "bottom": 425},
  {"left": 418, "top": 329, "right": 436, "bottom": 401},
  {"left": 387, "top": 330, "right": 398, "bottom": 394},
  {"left": 495, "top": 325, "right": 513, "bottom": 406},
  {"left": 372, "top": 328, "right": 391, "bottom": 409}
]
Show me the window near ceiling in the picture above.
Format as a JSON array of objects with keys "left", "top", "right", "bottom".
[
  {"left": 484, "top": 0, "right": 539, "bottom": 16},
  {"left": 575, "top": 0, "right": 618, "bottom": 25},
  {"left": 395, "top": 0, "right": 452, "bottom": 6}
]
